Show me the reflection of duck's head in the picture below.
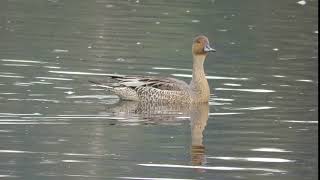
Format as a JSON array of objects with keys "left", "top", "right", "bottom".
[
  {"left": 192, "top": 35, "right": 216, "bottom": 56},
  {"left": 190, "top": 103, "right": 209, "bottom": 166},
  {"left": 191, "top": 145, "right": 206, "bottom": 166}
]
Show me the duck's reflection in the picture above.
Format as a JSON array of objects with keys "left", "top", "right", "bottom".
[
  {"left": 104, "top": 100, "right": 209, "bottom": 166},
  {"left": 189, "top": 103, "right": 208, "bottom": 166}
]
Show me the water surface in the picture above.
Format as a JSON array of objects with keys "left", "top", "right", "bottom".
[{"left": 0, "top": 0, "right": 318, "bottom": 179}]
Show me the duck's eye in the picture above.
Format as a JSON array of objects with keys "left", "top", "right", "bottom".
[{"left": 196, "top": 40, "right": 201, "bottom": 44}]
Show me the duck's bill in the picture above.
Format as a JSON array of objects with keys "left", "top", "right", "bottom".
[{"left": 204, "top": 44, "right": 216, "bottom": 52}]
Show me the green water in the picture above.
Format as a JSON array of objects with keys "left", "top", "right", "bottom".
[{"left": 0, "top": 0, "right": 318, "bottom": 179}]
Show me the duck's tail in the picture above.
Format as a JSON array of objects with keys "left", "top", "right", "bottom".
[
  {"left": 88, "top": 80, "right": 113, "bottom": 89},
  {"left": 88, "top": 80, "right": 139, "bottom": 101}
]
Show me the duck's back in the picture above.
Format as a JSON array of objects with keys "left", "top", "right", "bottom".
[{"left": 90, "top": 75, "right": 192, "bottom": 103}]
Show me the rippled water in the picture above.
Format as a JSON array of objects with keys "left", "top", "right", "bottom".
[{"left": 0, "top": 0, "right": 318, "bottom": 179}]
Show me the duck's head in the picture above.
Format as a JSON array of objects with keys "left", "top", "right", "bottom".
[{"left": 192, "top": 35, "right": 216, "bottom": 56}]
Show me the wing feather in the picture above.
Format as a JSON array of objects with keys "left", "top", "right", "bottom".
[
  {"left": 111, "top": 75, "right": 189, "bottom": 91},
  {"left": 90, "top": 75, "right": 189, "bottom": 91}
]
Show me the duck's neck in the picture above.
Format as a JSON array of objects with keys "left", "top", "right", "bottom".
[{"left": 190, "top": 55, "right": 210, "bottom": 102}]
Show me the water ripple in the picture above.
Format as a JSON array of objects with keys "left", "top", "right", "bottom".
[
  {"left": 3, "top": 63, "right": 33, "bottom": 67},
  {"left": 8, "top": 98, "right": 60, "bottom": 103},
  {"left": 138, "top": 163, "right": 286, "bottom": 173},
  {"left": 0, "top": 175, "right": 19, "bottom": 178},
  {"left": 63, "top": 152, "right": 117, "bottom": 157},
  {"left": 52, "top": 49, "right": 69, "bottom": 53},
  {"left": 37, "top": 173, "right": 102, "bottom": 178},
  {"left": 1, "top": 59, "right": 47, "bottom": 64},
  {"left": 280, "top": 120, "right": 318, "bottom": 124},
  {"left": 66, "top": 95, "right": 116, "bottom": 99},
  {"left": 207, "top": 156, "right": 295, "bottom": 163},
  {"left": 209, "top": 112, "right": 244, "bottom": 116},
  {"left": 62, "top": 160, "right": 90, "bottom": 163},
  {"left": 30, "top": 81, "right": 54, "bottom": 85},
  {"left": 0, "top": 130, "right": 14, "bottom": 133},
  {"left": 23, "top": 116, "right": 125, "bottom": 120},
  {"left": 214, "top": 98, "right": 234, "bottom": 102},
  {"left": 53, "top": 86, "right": 73, "bottom": 90},
  {"left": 49, "top": 70, "right": 117, "bottom": 76},
  {"left": 44, "top": 66, "right": 61, "bottom": 69},
  {"left": 35, "top": 77, "right": 73, "bottom": 81},
  {"left": 118, "top": 177, "right": 194, "bottom": 180},
  {"left": 152, "top": 66, "right": 192, "bottom": 72},
  {"left": 215, "top": 88, "right": 275, "bottom": 93},
  {"left": 0, "top": 113, "right": 41, "bottom": 116},
  {"left": 228, "top": 106, "right": 276, "bottom": 111},
  {"left": 0, "top": 122, "right": 69, "bottom": 125},
  {"left": 0, "top": 93, "right": 19, "bottom": 95},
  {"left": 171, "top": 74, "right": 249, "bottom": 80},
  {"left": 223, "top": 83, "right": 242, "bottom": 87},
  {"left": 251, "top": 148, "right": 292, "bottom": 153},
  {"left": 296, "top": 79, "right": 314, "bottom": 83},
  {"left": 0, "top": 74, "right": 24, "bottom": 78},
  {"left": 13, "top": 82, "right": 32, "bottom": 86},
  {"left": 0, "top": 149, "right": 117, "bottom": 157}
]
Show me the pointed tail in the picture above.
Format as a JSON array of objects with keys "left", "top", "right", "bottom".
[{"left": 88, "top": 80, "right": 113, "bottom": 89}]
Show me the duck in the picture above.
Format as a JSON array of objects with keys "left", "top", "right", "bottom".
[{"left": 89, "top": 35, "right": 216, "bottom": 103}]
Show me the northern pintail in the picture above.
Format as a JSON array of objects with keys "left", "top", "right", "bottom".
[{"left": 90, "top": 35, "right": 216, "bottom": 103}]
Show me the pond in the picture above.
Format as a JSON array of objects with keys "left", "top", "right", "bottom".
[{"left": 0, "top": 0, "right": 318, "bottom": 179}]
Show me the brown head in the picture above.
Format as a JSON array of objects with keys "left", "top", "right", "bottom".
[{"left": 192, "top": 35, "right": 216, "bottom": 56}]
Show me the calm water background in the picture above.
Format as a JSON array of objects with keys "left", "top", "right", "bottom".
[{"left": 0, "top": 0, "right": 318, "bottom": 179}]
